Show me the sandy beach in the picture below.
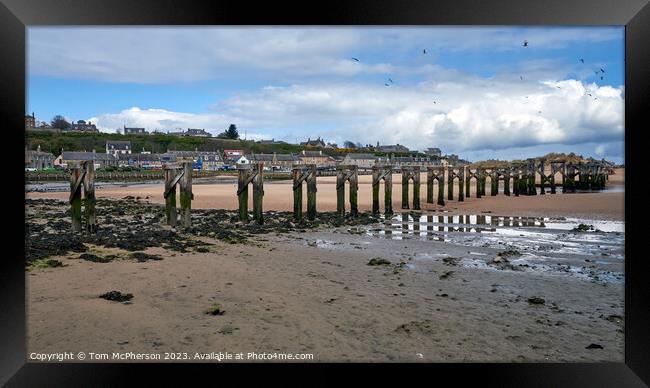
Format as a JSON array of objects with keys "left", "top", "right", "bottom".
[{"left": 25, "top": 168, "right": 625, "bottom": 363}]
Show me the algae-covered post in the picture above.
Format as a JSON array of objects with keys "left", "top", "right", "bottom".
[
  {"left": 372, "top": 164, "right": 393, "bottom": 215},
  {"left": 412, "top": 166, "right": 421, "bottom": 210},
  {"left": 293, "top": 164, "right": 316, "bottom": 221},
  {"left": 252, "top": 162, "right": 264, "bottom": 224},
  {"left": 457, "top": 166, "right": 465, "bottom": 202},
  {"left": 401, "top": 168, "right": 410, "bottom": 210},
  {"left": 163, "top": 166, "right": 179, "bottom": 227},
  {"left": 292, "top": 167, "right": 303, "bottom": 221},
  {"left": 336, "top": 165, "right": 358, "bottom": 218},
  {"left": 306, "top": 164, "right": 317, "bottom": 220},
  {"left": 179, "top": 161, "right": 193, "bottom": 228},
  {"left": 237, "top": 164, "right": 252, "bottom": 222},
  {"left": 527, "top": 159, "right": 537, "bottom": 195},
  {"left": 490, "top": 169, "right": 498, "bottom": 196},
  {"left": 83, "top": 161, "right": 96, "bottom": 234},
  {"left": 69, "top": 165, "right": 84, "bottom": 232},
  {"left": 426, "top": 167, "right": 445, "bottom": 206}
]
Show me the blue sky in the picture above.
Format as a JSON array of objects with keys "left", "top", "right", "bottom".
[{"left": 27, "top": 27, "right": 625, "bottom": 163}]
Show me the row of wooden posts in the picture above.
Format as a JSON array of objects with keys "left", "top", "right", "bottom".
[{"left": 67, "top": 159, "right": 609, "bottom": 232}]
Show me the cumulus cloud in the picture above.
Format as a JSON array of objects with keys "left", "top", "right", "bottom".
[{"left": 89, "top": 77, "right": 623, "bottom": 160}]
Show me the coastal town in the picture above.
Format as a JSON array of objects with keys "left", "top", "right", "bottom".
[{"left": 25, "top": 112, "right": 469, "bottom": 172}]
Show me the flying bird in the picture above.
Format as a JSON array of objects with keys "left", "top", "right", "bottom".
[
  {"left": 594, "top": 70, "right": 600, "bottom": 75},
  {"left": 520, "top": 75, "right": 523, "bottom": 80},
  {"left": 522, "top": 40, "right": 528, "bottom": 47},
  {"left": 388, "top": 78, "right": 393, "bottom": 83},
  {"left": 538, "top": 111, "right": 542, "bottom": 114},
  {"left": 351, "top": 57, "right": 360, "bottom": 62},
  {"left": 385, "top": 83, "right": 390, "bottom": 87},
  {"left": 423, "top": 49, "right": 427, "bottom": 54},
  {"left": 579, "top": 58, "right": 585, "bottom": 63},
  {"left": 587, "top": 93, "right": 592, "bottom": 96},
  {"left": 556, "top": 86, "right": 561, "bottom": 89},
  {"left": 600, "top": 76, "right": 604, "bottom": 80},
  {"left": 600, "top": 68, "right": 605, "bottom": 73},
  {"left": 433, "top": 101, "right": 437, "bottom": 104}
]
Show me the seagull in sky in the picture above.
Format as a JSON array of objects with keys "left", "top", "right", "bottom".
[
  {"left": 600, "top": 76, "right": 604, "bottom": 80},
  {"left": 520, "top": 75, "right": 523, "bottom": 80},
  {"left": 587, "top": 93, "right": 592, "bottom": 96},
  {"left": 423, "top": 49, "right": 427, "bottom": 54},
  {"left": 388, "top": 78, "right": 393, "bottom": 83},
  {"left": 600, "top": 68, "right": 605, "bottom": 73},
  {"left": 579, "top": 58, "right": 585, "bottom": 63},
  {"left": 522, "top": 40, "right": 528, "bottom": 47},
  {"left": 351, "top": 57, "right": 360, "bottom": 62},
  {"left": 385, "top": 83, "right": 390, "bottom": 87}
]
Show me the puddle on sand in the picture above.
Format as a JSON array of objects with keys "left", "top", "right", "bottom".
[{"left": 370, "top": 213, "right": 624, "bottom": 240}]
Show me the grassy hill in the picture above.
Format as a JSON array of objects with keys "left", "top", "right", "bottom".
[{"left": 25, "top": 131, "right": 306, "bottom": 156}]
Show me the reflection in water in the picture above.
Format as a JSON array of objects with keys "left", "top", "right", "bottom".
[{"left": 373, "top": 213, "right": 623, "bottom": 241}]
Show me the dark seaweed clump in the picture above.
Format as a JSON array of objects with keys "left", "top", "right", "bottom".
[
  {"left": 25, "top": 198, "right": 382, "bottom": 263},
  {"left": 99, "top": 291, "right": 133, "bottom": 302}
]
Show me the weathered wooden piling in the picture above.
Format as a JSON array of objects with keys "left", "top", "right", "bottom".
[
  {"left": 252, "top": 162, "right": 264, "bottom": 224},
  {"left": 69, "top": 166, "right": 83, "bottom": 232},
  {"left": 372, "top": 165, "right": 393, "bottom": 214},
  {"left": 427, "top": 167, "right": 445, "bottom": 206},
  {"left": 179, "top": 161, "right": 193, "bottom": 228},
  {"left": 83, "top": 161, "right": 96, "bottom": 233},
  {"left": 513, "top": 167, "right": 520, "bottom": 196},
  {"left": 293, "top": 164, "right": 317, "bottom": 221},
  {"left": 306, "top": 164, "right": 317, "bottom": 220},
  {"left": 503, "top": 169, "right": 511, "bottom": 196},
  {"left": 458, "top": 166, "right": 465, "bottom": 202},
  {"left": 401, "top": 167, "right": 420, "bottom": 210},
  {"left": 490, "top": 169, "right": 498, "bottom": 196},
  {"left": 237, "top": 165, "right": 252, "bottom": 222},
  {"left": 163, "top": 166, "right": 179, "bottom": 227},
  {"left": 527, "top": 159, "right": 537, "bottom": 195},
  {"left": 336, "top": 165, "right": 358, "bottom": 218},
  {"left": 412, "top": 167, "right": 421, "bottom": 210},
  {"left": 292, "top": 168, "right": 303, "bottom": 221}
]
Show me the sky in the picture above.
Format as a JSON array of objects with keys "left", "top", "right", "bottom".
[{"left": 27, "top": 27, "right": 625, "bottom": 163}]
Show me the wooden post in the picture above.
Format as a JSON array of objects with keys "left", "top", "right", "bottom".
[
  {"left": 384, "top": 169, "right": 393, "bottom": 214},
  {"left": 306, "top": 164, "right": 317, "bottom": 220},
  {"left": 539, "top": 159, "right": 546, "bottom": 195},
  {"left": 503, "top": 170, "right": 510, "bottom": 196},
  {"left": 179, "top": 161, "right": 193, "bottom": 228},
  {"left": 69, "top": 166, "right": 82, "bottom": 232},
  {"left": 253, "top": 162, "right": 264, "bottom": 224},
  {"left": 336, "top": 168, "right": 345, "bottom": 218},
  {"left": 402, "top": 168, "right": 409, "bottom": 209},
  {"left": 238, "top": 166, "right": 249, "bottom": 222},
  {"left": 292, "top": 168, "right": 303, "bottom": 221},
  {"left": 476, "top": 169, "right": 483, "bottom": 199},
  {"left": 447, "top": 167, "right": 454, "bottom": 201},
  {"left": 83, "top": 161, "right": 96, "bottom": 234},
  {"left": 372, "top": 166, "right": 380, "bottom": 214},
  {"left": 164, "top": 167, "right": 178, "bottom": 227},
  {"left": 426, "top": 168, "right": 434, "bottom": 204},
  {"left": 513, "top": 168, "right": 519, "bottom": 197},
  {"left": 437, "top": 172, "right": 445, "bottom": 206},
  {"left": 457, "top": 166, "right": 464, "bottom": 202},
  {"left": 412, "top": 167, "right": 420, "bottom": 210},
  {"left": 349, "top": 166, "right": 358, "bottom": 217},
  {"left": 465, "top": 171, "right": 471, "bottom": 198},
  {"left": 527, "top": 159, "right": 536, "bottom": 195}
]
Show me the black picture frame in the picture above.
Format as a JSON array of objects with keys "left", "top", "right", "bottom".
[{"left": 2, "top": 0, "right": 648, "bottom": 385}]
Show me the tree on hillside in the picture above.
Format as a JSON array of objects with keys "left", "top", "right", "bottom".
[
  {"left": 217, "top": 124, "right": 239, "bottom": 139},
  {"left": 343, "top": 141, "right": 357, "bottom": 149},
  {"left": 50, "top": 115, "right": 71, "bottom": 130}
]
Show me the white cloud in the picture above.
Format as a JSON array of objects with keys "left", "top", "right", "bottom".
[{"left": 89, "top": 77, "right": 624, "bottom": 160}]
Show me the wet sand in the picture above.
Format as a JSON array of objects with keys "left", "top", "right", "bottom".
[
  {"left": 26, "top": 195, "right": 624, "bottom": 362},
  {"left": 26, "top": 169, "right": 624, "bottom": 221}
]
